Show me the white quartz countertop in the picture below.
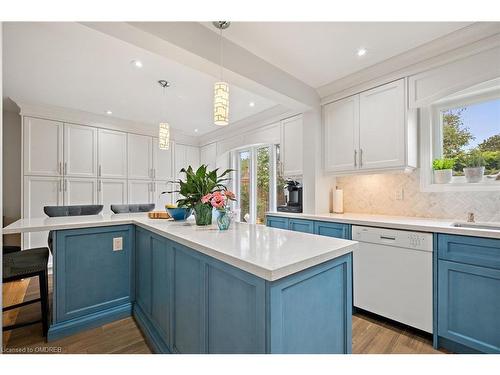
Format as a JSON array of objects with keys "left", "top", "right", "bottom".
[
  {"left": 2, "top": 214, "right": 357, "bottom": 281},
  {"left": 267, "top": 212, "right": 500, "bottom": 239}
]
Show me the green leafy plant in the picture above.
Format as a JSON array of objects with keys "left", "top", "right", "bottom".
[
  {"left": 465, "top": 150, "right": 486, "bottom": 168},
  {"left": 167, "top": 165, "right": 233, "bottom": 209},
  {"left": 432, "top": 158, "right": 454, "bottom": 170}
]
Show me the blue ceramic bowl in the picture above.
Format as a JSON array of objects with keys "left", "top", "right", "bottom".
[{"left": 166, "top": 207, "right": 193, "bottom": 221}]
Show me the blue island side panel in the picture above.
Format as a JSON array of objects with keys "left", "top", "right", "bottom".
[
  {"left": 269, "top": 253, "right": 352, "bottom": 354},
  {"left": 49, "top": 225, "right": 134, "bottom": 341}
]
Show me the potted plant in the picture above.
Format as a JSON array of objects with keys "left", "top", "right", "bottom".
[
  {"left": 169, "top": 165, "right": 233, "bottom": 226},
  {"left": 464, "top": 151, "right": 485, "bottom": 183},
  {"left": 202, "top": 190, "right": 236, "bottom": 230},
  {"left": 432, "top": 158, "right": 454, "bottom": 184}
]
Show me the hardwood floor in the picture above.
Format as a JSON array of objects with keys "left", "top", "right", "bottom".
[{"left": 2, "top": 277, "right": 444, "bottom": 354}]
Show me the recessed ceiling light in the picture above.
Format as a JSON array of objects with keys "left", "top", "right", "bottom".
[
  {"left": 194, "top": 129, "right": 199, "bottom": 133},
  {"left": 131, "top": 60, "right": 143, "bottom": 68},
  {"left": 106, "top": 110, "right": 112, "bottom": 115},
  {"left": 357, "top": 48, "right": 367, "bottom": 57},
  {"left": 249, "top": 101, "right": 255, "bottom": 107}
]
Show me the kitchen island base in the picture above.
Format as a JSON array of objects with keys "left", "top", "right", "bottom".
[{"left": 44, "top": 224, "right": 353, "bottom": 354}]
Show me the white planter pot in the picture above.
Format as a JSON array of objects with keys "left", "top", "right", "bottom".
[
  {"left": 433, "top": 169, "right": 453, "bottom": 184},
  {"left": 464, "top": 166, "right": 485, "bottom": 183}
]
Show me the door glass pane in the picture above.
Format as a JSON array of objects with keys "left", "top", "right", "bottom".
[
  {"left": 256, "top": 147, "right": 270, "bottom": 224},
  {"left": 276, "top": 145, "right": 286, "bottom": 207},
  {"left": 239, "top": 151, "right": 251, "bottom": 222}
]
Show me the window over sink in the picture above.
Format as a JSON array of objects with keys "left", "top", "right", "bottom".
[{"left": 421, "top": 78, "right": 500, "bottom": 192}]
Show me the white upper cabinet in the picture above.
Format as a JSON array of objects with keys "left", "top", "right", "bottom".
[
  {"left": 128, "top": 133, "right": 153, "bottom": 180},
  {"left": 323, "top": 78, "right": 416, "bottom": 175},
  {"left": 324, "top": 96, "right": 359, "bottom": 173},
  {"left": 128, "top": 180, "right": 154, "bottom": 204},
  {"left": 186, "top": 145, "right": 201, "bottom": 171},
  {"left": 63, "top": 123, "right": 98, "bottom": 177},
  {"left": 175, "top": 143, "right": 200, "bottom": 178},
  {"left": 359, "top": 79, "right": 406, "bottom": 170},
  {"left": 98, "top": 179, "right": 128, "bottom": 215},
  {"left": 200, "top": 143, "right": 217, "bottom": 170},
  {"left": 281, "top": 116, "right": 303, "bottom": 176},
  {"left": 98, "top": 129, "right": 128, "bottom": 179},
  {"left": 153, "top": 138, "right": 174, "bottom": 180},
  {"left": 23, "top": 117, "right": 63, "bottom": 176},
  {"left": 63, "top": 178, "right": 98, "bottom": 205}
]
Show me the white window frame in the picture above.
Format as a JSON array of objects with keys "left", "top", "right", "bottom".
[
  {"left": 420, "top": 85, "right": 500, "bottom": 192},
  {"left": 232, "top": 144, "right": 277, "bottom": 224}
]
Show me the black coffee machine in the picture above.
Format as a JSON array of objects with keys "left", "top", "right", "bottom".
[{"left": 278, "top": 179, "right": 303, "bottom": 213}]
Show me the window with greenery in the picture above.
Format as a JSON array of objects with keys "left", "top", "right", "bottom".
[{"left": 435, "top": 97, "right": 500, "bottom": 178}]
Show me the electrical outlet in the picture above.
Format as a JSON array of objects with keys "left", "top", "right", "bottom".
[
  {"left": 395, "top": 188, "right": 404, "bottom": 201},
  {"left": 113, "top": 237, "right": 123, "bottom": 251}
]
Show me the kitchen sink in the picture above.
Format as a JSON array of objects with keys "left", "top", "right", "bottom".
[{"left": 451, "top": 222, "right": 500, "bottom": 231}]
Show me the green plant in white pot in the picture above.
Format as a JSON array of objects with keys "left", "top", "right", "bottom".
[
  {"left": 464, "top": 150, "right": 485, "bottom": 183},
  {"left": 432, "top": 158, "right": 454, "bottom": 184}
]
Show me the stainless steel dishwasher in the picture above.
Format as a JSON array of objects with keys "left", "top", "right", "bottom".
[{"left": 352, "top": 225, "right": 433, "bottom": 333}]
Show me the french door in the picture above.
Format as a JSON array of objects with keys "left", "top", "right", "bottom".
[{"left": 234, "top": 145, "right": 278, "bottom": 225}]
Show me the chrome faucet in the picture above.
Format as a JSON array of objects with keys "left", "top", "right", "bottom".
[{"left": 467, "top": 212, "right": 475, "bottom": 223}]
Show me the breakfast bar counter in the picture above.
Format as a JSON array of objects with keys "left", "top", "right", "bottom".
[{"left": 3, "top": 214, "right": 357, "bottom": 353}]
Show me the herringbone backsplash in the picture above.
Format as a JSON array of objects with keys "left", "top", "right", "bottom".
[{"left": 336, "top": 171, "right": 500, "bottom": 222}]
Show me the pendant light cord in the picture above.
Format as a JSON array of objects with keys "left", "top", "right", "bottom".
[{"left": 220, "top": 25, "right": 224, "bottom": 81}]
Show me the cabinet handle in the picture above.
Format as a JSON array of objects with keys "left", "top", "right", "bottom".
[
  {"left": 64, "top": 162, "right": 67, "bottom": 175},
  {"left": 354, "top": 150, "right": 357, "bottom": 167},
  {"left": 98, "top": 165, "right": 102, "bottom": 177},
  {"left": 97, "top": 180, "right": 101, "bottom": 192},
  {"left": 59, "top": 162, "right": 62, "bottom": 175},
  {"left": 359, "top": 149, "right": 363, "bottom": 168},
  {"left": 153, "top": 168, "right": 156, "bottom": 179}
]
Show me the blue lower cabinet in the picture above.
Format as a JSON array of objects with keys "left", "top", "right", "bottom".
[
  {"left": 288, "top": 218, "right": 314, "bottom": 234},
  {"left": 207, "top": 261, "right": 266, "bottom": 353},
  {"left": 49, "top": 225, "right": 134, "bottom": 340},
  {"left": 436, "top": 234, "right": 500, "bottom": 354},
  {"left": 314, "top": 221, "right": 351, "bottom": 240},
  {"left": 172, "top": 245, "right": 207, "bottom": 353},
  {"left": 266, "top": 216, "right": 289, "bottom": 230},
  {"left": 136, "top": 228, "right": 152, "bottom": 315}
]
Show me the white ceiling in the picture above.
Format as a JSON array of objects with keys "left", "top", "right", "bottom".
[
  {"left": 2, "top": 22, "right": 277, "bottom": 135},
  {"left": 202, "top": 22, "right": 472, "bottom": 88}
]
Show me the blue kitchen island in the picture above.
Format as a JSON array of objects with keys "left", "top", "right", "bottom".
[{"left": 3, "top": 214, "right": 357, "bottom": 354}]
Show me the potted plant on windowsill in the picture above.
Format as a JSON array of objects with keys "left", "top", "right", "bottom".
[
  {"left": 432, "top": 158, "right": 454, "bottom": 184},
  {"left": 168, "top": 165, "right": 233, "bottom": 226},
  {"left": 464, "top": 150, "right": 486, "bottom": 183}
]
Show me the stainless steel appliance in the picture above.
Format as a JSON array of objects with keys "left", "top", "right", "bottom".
[{"left": 278, "top": 180, "right": 302, "bottom": 213}]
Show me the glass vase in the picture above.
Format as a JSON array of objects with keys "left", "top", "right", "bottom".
[
  {"left": 216, "top": 209, "right": 231, "bottom": 230},
  {"left": 193, "top": 203, "right": 213, "bottom": 226}
]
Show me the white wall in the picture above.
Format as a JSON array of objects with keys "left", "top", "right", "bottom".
[{"left": 2, "top": 110, "right": 22, "bottom": 245}]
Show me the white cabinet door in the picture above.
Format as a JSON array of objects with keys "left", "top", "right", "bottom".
[
  {"left": 200, "top": 143, "right": 217, "bottom": 170},
  {"left": 63, "top": 178, "right": 98, "bottom": 206},
  {"left": 324, "top": 96, "right": 359, "bottom": 173},
  {"left": 186, "top": 145, "right": 200, "bottom": 171},
  {"left": 174, "top": 143, "right": 186, "bottom": 179},
  {"left": 359, "top": 79, "right": 406, "bottom": 170},
  {"left": 281, "top": 116, "right": 303, "bottom": 176},
  {"left": 64, "top": 123, "right": 98, "bottom": 177},
  {"left": 128, "top": 134, "right": 153, "bottom": 180},
  {"left": 128, "top": 180, "right": 154, "bottom": 204},
  {"left": 153, "top": 138, "right": 174, "bottom": 180},
  {"left": 154, "top": 180, "right": 173, "bottom": 209},
  {"left": 22, "top": 176, "right": 62, "bottom": 249},
  {"left": 23, "top": 117, "right": 63, "bottom": 176},
  {"left": 98, "top": 129, "right": 128, "bottom": 179},
  {"left": 98, "top": 179, "right": 128, "bottom": 215}
]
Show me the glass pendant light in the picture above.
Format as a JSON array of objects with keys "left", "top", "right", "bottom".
[
  {"left": 213, "top": 21, "right": 230, "bottom": 126},
  {"left": 158, "top": 80, "right": 170, "bottom": 150}
]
